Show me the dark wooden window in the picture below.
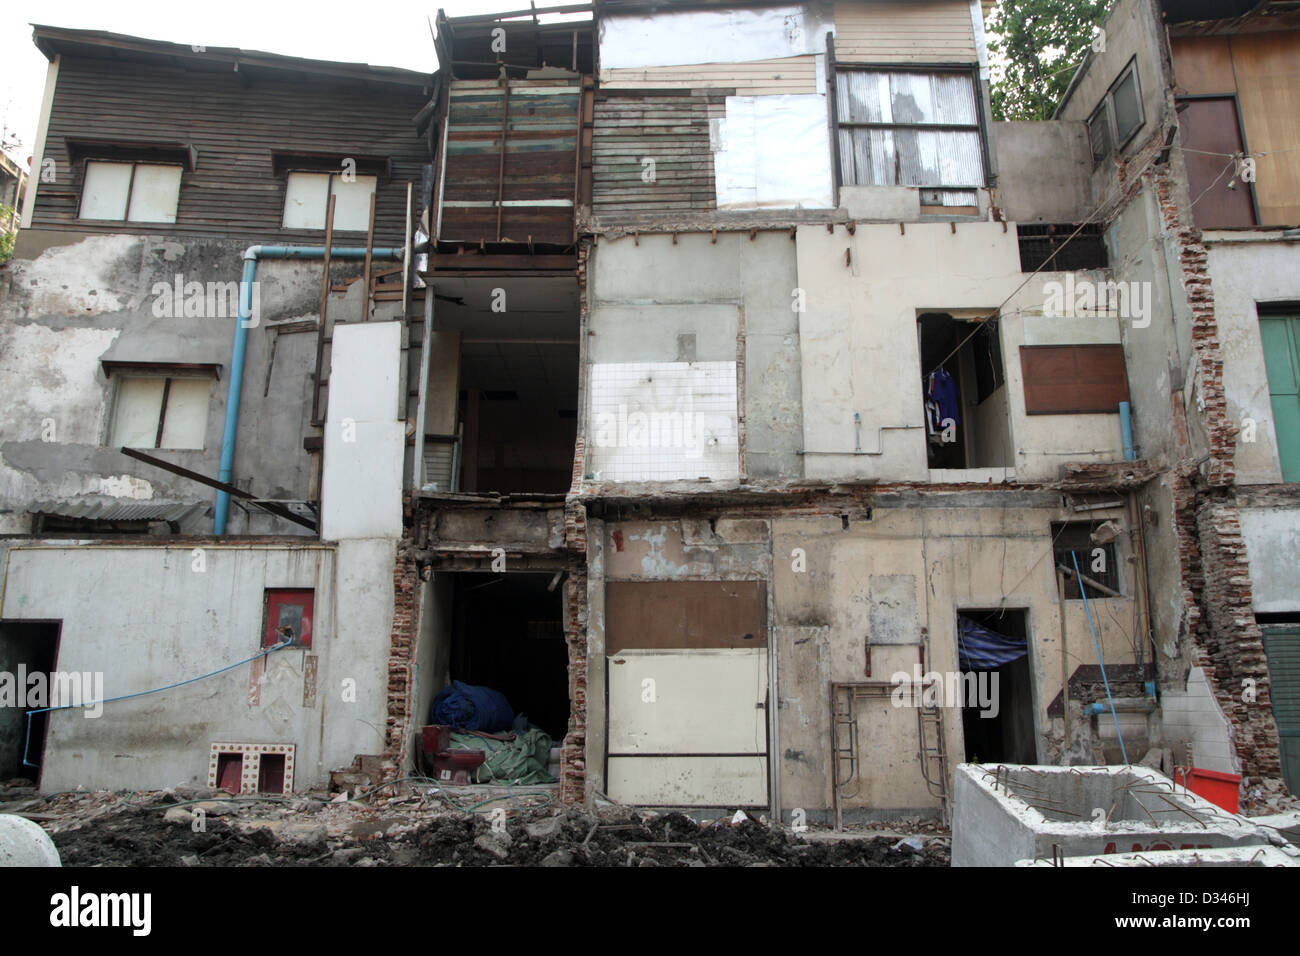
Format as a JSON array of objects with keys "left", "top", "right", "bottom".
[
  {"left": 1017, "top": 223, "right": 1107, "bottom": 272},
  {"left": 1020, "top": 344, "right": 1130, "bottom": 414},
  {"left": 263, "top": 589, "right": 314, "bottom": 649}
]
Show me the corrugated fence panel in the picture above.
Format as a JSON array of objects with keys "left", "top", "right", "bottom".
[
  {"left": 833, "top": 1, "right": 977, "bottom": 64},
  {"left": 600, "top": 56, "right": 818, "bottom": 96},
  {"left": 439, "top": 80, "right": 578, "bottom": 244},
  {"left": 33, "top": 56, "right": 429, "bottom": 243},
  {"left": 592, "top": 91, "right": 725, "bottom": 216}
]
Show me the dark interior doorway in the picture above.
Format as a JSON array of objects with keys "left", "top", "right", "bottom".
[
  {"left": 0, "top": 621, "right": 61, "bottom": 786},
  {"left": 958, "top": 609, "right": 1036, "bottom": 764},
  {"left": 918, "top": 312, "right": 1009, "bottom": 469},
  {"left": 450, "top": 573, "right": 569, "bottom": 739}
]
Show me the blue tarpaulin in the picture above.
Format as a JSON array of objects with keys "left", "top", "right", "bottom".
[
  {"left": 431, "top": 680, "right": 515, "bottom": 732},
  {"left": 957, "top": 616, "right": 1028, "bottom": 671}
]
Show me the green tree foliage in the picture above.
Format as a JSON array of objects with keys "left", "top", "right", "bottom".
[
  {"left": 987, "top": 0, "right": 1110, "bottom": 121},
  {"left": 0, "top": 205, "right": 15, "bottom": 264}
]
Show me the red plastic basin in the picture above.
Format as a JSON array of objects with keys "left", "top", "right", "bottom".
[{"left": 1175, "top": 767, "right": 1241, "bottom": 814}]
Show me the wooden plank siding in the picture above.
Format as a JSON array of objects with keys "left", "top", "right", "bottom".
[
  {"left": 599, "top": 56, "right": 819, "bottom": 96},
  {"left": 833, "top": 1, "right": 977, "bottom": 64},
  {"left": 592, "top": 91, "right": 726, "bottom": 217},
  {"left": 1020, "top": 344, "right": 1130, "bottom": 415},
  {"left": 31, "top": 55, "right": 430, "bottom": 244},
  {"left": 438, "top": 79, "right": 579, "bottom": 245}
]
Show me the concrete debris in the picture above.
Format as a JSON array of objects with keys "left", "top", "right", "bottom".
[{"left": 2, "top": 784, "right": 949, "bottom": 867}]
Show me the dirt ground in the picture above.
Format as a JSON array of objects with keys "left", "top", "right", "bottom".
[{"left": 1, "top": 781, "right": 950, "bottom": 867}]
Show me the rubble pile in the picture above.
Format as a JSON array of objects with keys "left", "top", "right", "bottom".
[{"left": 0, "top": 782, "right": 949, "bottom": 867}]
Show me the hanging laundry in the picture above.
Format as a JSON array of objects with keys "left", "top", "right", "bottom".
[{"left": 926, "top": 368, "right": 960, "bottom": 437}]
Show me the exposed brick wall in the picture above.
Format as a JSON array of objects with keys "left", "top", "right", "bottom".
[
  {"left": 381, "top": 546, "right": 420, "bottom": 779},
  {"left": 561, "top": 561, "right": 589, "bottom": 804},
  {"left": 1150, "top": 165, "right": 1282, "bottom": 780},
  {"left": 1152, "top": 168, "right": 1237, "bottom": 486},
  {"left": 560, "top": 499, "right": 589, "bottom": 804},
  {"left": 1195, "top": 499, "right": 1281, "bottom": 778}
]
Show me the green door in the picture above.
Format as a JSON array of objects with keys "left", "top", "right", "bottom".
[
  {"left": 1259, "top": 315, "right": 1300, "bottom": 482},
  {"left": 1262, "top": 626, "right": 1300, "bottom": 795}
]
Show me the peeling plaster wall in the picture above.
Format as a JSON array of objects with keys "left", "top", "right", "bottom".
[
  {"left": 0, "top": 541, "right": 398, "bottom": 793},
  {"left": 795, "top": 222, "right": 1127, "bottom": 482},
  {"left": 1203, "top": 238, "right": 1300, "bottom": 485},
  {"left": 0, "top": 232, "right": 370, "bottom": 534}
]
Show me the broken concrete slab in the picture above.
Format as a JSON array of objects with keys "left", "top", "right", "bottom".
[
  {"left": 953, "top": 764, "right": 1280, "bottom": 867},
  {"left": 1017, "top": 844, "right": 1299, "bottom": 866}
]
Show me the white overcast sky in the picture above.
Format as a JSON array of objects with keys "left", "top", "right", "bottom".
[{"left": 0, "top": 0, "right": 514, "bottom": 169}]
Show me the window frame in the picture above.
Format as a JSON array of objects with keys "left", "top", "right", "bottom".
[
  {"left": 280, "top": 169, "right": 379, "bottom": 233},
  {"left": 830, "top": 64, "right": 989, "bottom": 193},
  {"left": 105, "top": 365, "right": 218, "bottom": 451},
  {"left": 1087, "top": 57, "right": 1145, "bottom": 166},
  {"left": 78, "top": 159, "right": 184, "bottom": 223},
  {"left": 1052, "top": 522, "right": 1122, "bottom": 600}
]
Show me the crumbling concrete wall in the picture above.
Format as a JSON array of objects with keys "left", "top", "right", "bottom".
[
  {"left": 586, "top": 231, "right": 803, "bottom": 481},
  {"left": 0, "top": 540, "right": 399, "bottom": 792},
  {"left": 0, "top": 231, "right": 381, "bottom": 535},
  {"left": 992, "top": 121, "right": 1094, "bottom": 223}
]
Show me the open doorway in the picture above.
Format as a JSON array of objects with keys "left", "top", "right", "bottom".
[
  {"left": 0, "top": 621, "right": 61, "bottom": 786},
  {"left": 421, "top": 276, "right": 579, "bottom": 495},
  {"left": 957, "top": 609, "right": 1036, "bottom": 764},
  {"left": 918, "top": 312, "right": 1011, "bottom": 470},
  {"left": 444, "top": 572, "right": 569, "bottom": 740}
]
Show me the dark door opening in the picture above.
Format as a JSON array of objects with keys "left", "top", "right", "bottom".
[
  {"left": 958, "top": 609, "right": 1036, "bottom": 764},
  {"left": 0, "top": 621, "right": 61, "bottom": 786},
  {"left": 449, "top": 573, "right": 569, "bottom": 740}
]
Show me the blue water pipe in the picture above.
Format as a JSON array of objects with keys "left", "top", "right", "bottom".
[
  {"left": 1119, "top": 401, "right": 1136, "bottom": 461},
  {"left": 1073, "top": 550, "right": 1129, "bottom": 764},
  {"left": 213, "top": 245, "right": 403, "bottom": 533}
]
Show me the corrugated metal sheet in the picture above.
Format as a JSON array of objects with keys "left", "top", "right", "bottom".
[
  {"left": 599, "top": 56, "right": 819, "bottom": 96},
  {"left": 833, "top": 1, "right": 977, "bottom": 64},
  {"left": 30, "top": 500, "right": 204, "bottom": 522},
  {"left": 32, "top": 57, "right": 429, "bottom": 242},
  {"left": 592, "top": 91, "right": 725, "bottom": 216}
]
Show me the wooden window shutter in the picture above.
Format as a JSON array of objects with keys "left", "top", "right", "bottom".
[{"left": 1020, "top": 345, "right": 1130, "bottom": 414}]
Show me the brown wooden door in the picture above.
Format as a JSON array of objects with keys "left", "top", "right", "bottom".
[{"left": 1177, "top": 97, "right": 1256, "bottom": 229}]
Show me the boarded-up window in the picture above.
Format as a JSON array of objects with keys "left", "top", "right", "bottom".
[
  {"left": 264, "top": 589, "right": 314, "bottom": 649},
  {"left": 109, "top": 375, "right": 211, "bottom": 449},
  {"left": 283, "top": 172, "right": 376, "bottom": 231},
  {"left": 1020, "top": 345, "right": 1129, "bottom": 414},
  {"left": 80, "top": 161, "right": 182, "bottom": 222},
  {"left": 835, "top": 70, "right": 984, "bottom": 188}
]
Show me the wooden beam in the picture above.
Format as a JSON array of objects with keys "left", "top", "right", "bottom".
[
  {"left": 361, "top": 190, "right": 376, "bottom": 321},
  {"left": 312, "top": 193, "right": 336, "bottom": 426},
  {"left": 119, "top": 447, "right": 318, "bottom": 531}
]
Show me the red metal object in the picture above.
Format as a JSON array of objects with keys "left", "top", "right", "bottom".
[
  {"left": 421, "top": 724, "right": 451, "bottom": 756},
  {"left": 263, "top": 589, "right": 314, "bottom": 648},
  {"left": 431, "top": 750, "right": 485, "bottom": 786},
  {"left": 1176, "top": 767, "right": 1241, "bottom": 813}
]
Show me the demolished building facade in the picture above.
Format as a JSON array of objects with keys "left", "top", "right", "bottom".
[{"left": 0, "top": 0, "right": 1295, "bottom": 823}]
